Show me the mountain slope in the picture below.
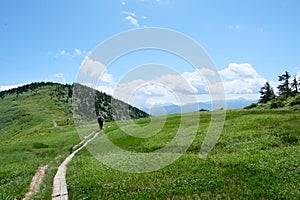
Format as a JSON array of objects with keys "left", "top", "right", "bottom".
[{"left": 0, "top": 82, "right": 149, "bottom": 199}]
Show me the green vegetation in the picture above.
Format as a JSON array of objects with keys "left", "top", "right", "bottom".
[
  {"left": 0, "top": 84, "right": 80, "bottom": 199},
  {"left": 249, "top": 71, "right": 300, "bottom": 109},
  {"left": 1, "top": 82, "right": 299, "bottom": 199},
  {"left": 67, "top": 110, "right": 300, "bottom": 199},
  {"left": 0, "top": 82, "right": 149, "bottom": 199}
]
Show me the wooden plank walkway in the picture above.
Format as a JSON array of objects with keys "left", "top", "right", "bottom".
[{"left": 52, "top": 130, "right": 100, "bottom": 200}]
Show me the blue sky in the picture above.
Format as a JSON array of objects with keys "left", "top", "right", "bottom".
[{"left": 1, "top": 0, "right": 300, "bottom": 105}]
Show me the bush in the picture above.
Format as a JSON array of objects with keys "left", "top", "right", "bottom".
[
  {"left": 269, "top": 99, "right": 284, "bottom": 109},
  {"left": 244, "top": 103, "right": 257, "bottom": 109},
  {"left": 287, "top": 95, "right": 300, "bottom": 107}
]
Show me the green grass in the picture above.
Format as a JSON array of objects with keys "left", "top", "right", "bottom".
[
  {"left": 0, "top": 86, "right": 80, "bottom": 199},
  {"left": 1, "top": 84, "right": 300, "bottom": 199},
  {"left": 66, "top": 109, "right": 300, "bottom": 199}
]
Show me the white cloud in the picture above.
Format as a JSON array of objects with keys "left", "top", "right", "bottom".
[
  {"left": 141, "top": 15, "right": 147, "bottom": 19},
  {"left": 220, "top": 63, "right": 260, "bottom": 80},
  {"left": 96, "top": 85, "right": 114, "bottom": 95},
  {"left": 87, "top": 62, "right": 269, "bottom": 108},
  {"left": 0, "top": 83, "right": 30, "bottom": 91},
  {"left": 181, "top": 71, "right": 208, "bottom": 94},
  {"left": 59, "top": 50, "right": 71, "bottom": 57},
  {"left": 297, "top": 70, "right": 300, "bottom": 80},
  {"left": 79, "top": 57, "right": 114, "bottom": 83},
  {"left": 54, "top": 73, "right": 66, "bottom": 83},
  {"left": 56, "top": 48, "right": 86, "bottom": 58},
  {"left": 112, "top": 73, "right": 200, "bottom": 108},
  {"left": 219, "top": 63, "right": 266, "bottom": 99},
  {"left": 121, "top": 0, "right": 126, "bottom": 5},
  {"left": 122, "top": 11, "right": 135, "bottom": 16},
  {"left": 74, "top": 48, "right": 82, "bottom": 55},
  {"left": 125, "top": 15, "right": 139, "bottom": 28}
]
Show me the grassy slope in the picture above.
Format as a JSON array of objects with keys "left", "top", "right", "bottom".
[
  {"left": 67, "top": 110, "right": 300, "bottom": 199},
  {"left": 0, "top": 86, "right": 80, "bottom": 199}
]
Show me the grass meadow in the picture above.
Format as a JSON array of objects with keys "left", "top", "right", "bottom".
[
  {"left": 0, "top": 85, "right": 299, "bottom": 199},
  {"left": 66, "top": 109, "right": 300, "bottom": 199}
]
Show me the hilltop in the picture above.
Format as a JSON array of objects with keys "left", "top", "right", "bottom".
[{"left": 0, "top": 82, "right": 149, "bottom": 124}]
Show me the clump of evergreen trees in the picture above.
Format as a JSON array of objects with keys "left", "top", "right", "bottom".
[{"left": 246, "top": 71, "right": 300, "bottom": 109}]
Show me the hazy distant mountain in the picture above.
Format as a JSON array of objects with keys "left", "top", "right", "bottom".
[{"left": 142, "top": 98, "right": 258, "bottom": 115}]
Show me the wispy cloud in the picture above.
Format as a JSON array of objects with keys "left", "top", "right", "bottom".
[
  {"left": 54, "top": 73, "right": 66, "bottom": 83},
  {"left": 122, "top": 11, "right": 140, "bottom": 28},
  {"left": 56, "top": 48, "right": 86, "bottom": 58},
  {"left": 155, "top": 0, "right": 171, "bottom": 5},
  {"left": 125, "top": 15, "right": 139, "bottom": 27},
  {"left": 122, "top": 11, "right": 135, "bottom": 16},
  {"left": 228, "top": 25, "right": 241, "bottom": 31},
  {"left": 120, "top": 0, "right": 126, "bottom": 6}
]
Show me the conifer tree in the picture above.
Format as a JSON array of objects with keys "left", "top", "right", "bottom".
[
  {"left": 277, "top": 71, "right": 291, "bottom": 98},
  {"left": 259, "top": 82, "right": 275, "bottom": 103}
]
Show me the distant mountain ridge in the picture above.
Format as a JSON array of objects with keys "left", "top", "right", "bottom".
[{"left": 142, "top": 98, "right": 258, "bottom": 115}]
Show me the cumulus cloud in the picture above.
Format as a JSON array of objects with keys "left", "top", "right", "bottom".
[
  {"left": 79, "top": 57, "right": 113, "bottom": 83},
  {"left": 113, "top": 73, "right": 199, "bottom": 108},
  {"left": 90, "top": 62, "right": 268, "bottom": 107},
  {"left": 220, "top": 63, "right": 260, "bottom": 80},
  {"left": 219, "top": 63, "right": 266, "bottom": 99},
  {"left": 181, "top": 71, "right": 208, "bottom": 94}
]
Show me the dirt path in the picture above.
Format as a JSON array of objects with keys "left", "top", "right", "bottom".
[
  {"left": 23, "top": 165, "right": 49, "bottom": 200},
  {"left": 52, "top": 130, "right": 100, "bottom": 200}
]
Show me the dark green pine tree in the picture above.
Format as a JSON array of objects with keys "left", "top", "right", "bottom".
[
  {"left": 277, "top": 71, "right": 291, "bottom": 99},
  {"left": 259, "top": 82, "right": 275, "bottom": 103},
  {"left": 290, "top": 76, "right": 299, "bottom": 96}
]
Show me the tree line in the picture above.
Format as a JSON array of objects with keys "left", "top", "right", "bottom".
[{"left": 257, "top": 71, "right": 300, "bottom": 108}]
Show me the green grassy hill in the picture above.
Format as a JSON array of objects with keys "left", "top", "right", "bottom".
[
  {"left": 0, "top": 83, "right": 79, "bottom": 199},
  {"left": 0, "top": 82, "right": 149, "bottom": 199},
  {"left": 0, "top": 83, "right": 299, "bottom": 199}
]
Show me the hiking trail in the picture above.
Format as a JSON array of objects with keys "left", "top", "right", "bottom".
[{"left": 52, "top": 130, "right": 100, "bottom": 200}]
